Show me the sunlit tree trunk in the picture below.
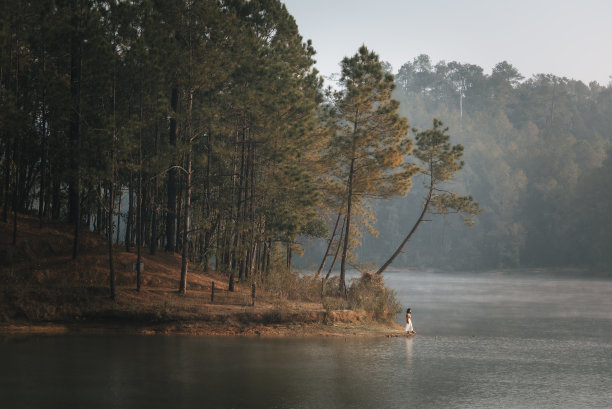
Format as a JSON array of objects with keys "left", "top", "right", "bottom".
[
  {"left": 315, "top": 211, "right": 342, "bottom": 279},
  {"left": 339, "top": 158, "right": 355, "bottom": 296},
  {"left": 179, "top": 90, "right": 194, "bottom": 294}
]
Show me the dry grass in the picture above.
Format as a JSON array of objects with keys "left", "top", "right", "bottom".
[
  {"left": 0, "top": 214, "right": 319, "bottom": 323},
  {"left": 0, "top": 214, "right": 405, "bottom": 337}
]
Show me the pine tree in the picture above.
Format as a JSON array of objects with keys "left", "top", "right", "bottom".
[
  {"left": 376, "top": 119, "right": 480, "bottom": 274},
  {"left": 328, "top": 46, "right": 416, "bottom": 295}
]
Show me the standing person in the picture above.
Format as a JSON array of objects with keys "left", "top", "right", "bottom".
[{"left": 405, "top": 308, "right": 415, "bottom": 334}]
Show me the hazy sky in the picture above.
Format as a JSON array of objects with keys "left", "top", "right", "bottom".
[{"left": 282, "top": 0, "right": 612, "bottom": 85}]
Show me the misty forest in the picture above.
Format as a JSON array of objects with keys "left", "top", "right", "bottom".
[
  {"left": 340, "top": 54, "right": 612, "bottom": 273},
  {"left": 2, "top": 0, "right": 611, "bottom": 304},
  {"left": 3, "top": 1, "right": 611, "bottom": 407}
]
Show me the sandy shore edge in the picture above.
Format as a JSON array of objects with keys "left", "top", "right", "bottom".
[{"left": 0, "top": 320, "right": 418, "bottom": 338}]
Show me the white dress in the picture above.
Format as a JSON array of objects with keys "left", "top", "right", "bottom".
[{"left": 405, "top": 316, "right": 414, "bottom": 332}]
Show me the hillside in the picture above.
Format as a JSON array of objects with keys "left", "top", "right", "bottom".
[{"left": 0, "top": 215, "right": 405, "bottom": 337}]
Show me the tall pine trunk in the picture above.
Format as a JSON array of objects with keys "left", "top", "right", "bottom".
[
  {"left": 166, "top": 86, "right": 178, "bottom": 253},
  {"left": 125, "top": 174, "right": 133, "bottom": 251},
  {"left": 108, "top": 173, "right": 116, "bottom": 300},
  {"left": 108, "top": 74, "right": 117, "bottom": 301},
  {"left": 179, "top": 91, "right": 193, "bottom": 294},
  {"left": 315, "top": 211, "right": 342, "bottom": 278},
  {"left": 339, "top": 158, "right": 355, "bottom": 296},
  {"left": 136, "top": 104, "right": 143, "bottom": 291},
  {"left": 69, "top": 2, "right": 82, "bottom": 260},
  {"left": 179, "top": 150, "right": 191, "bottom": 294},
  {"left": 322, "top": 216, "right": 346, "bottom": 294},
  {"left": 38, "top": 59, "right": 48, "bottom": 228},
  {"left": 3, "top": 134, "right": 12, "bottom": 224},
  {"left": 150, "top": 120, "right": 160, "bottom": 255},
  {"left": 202, "top": 131, "right": 212, "bottom": 271},
  {"left": 115, "top": 189, "right": 121, "bottom": 245},
  {"left": 51, "top": 176, "right": 60, "bottom": 220}
]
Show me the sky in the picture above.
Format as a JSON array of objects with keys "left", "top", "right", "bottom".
[{"left": 282, "top": 0, "right": 612, "bottom": 85}]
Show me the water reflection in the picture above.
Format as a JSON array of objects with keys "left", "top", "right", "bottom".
[
  {"left": 404, "top": 338, "right": 413, "bottom": 368},
  {"left": 0, "top": 273, "right": 610, "bottom": 409}
]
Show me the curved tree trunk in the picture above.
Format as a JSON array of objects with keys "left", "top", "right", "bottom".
[
  {"left": 339, "top": 158, "right": 355, "bottom": 296},
  {"left": 376, "top": 186, "right": 433, "bottom": 275},
  {"left": 315, "top": 211, "right": 342, "bottom": 279},
  {"left": 321, "top": 215, "right": 345, "bottom": 296}
]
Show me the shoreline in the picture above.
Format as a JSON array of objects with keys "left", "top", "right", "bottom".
[
  {"left": 0, "top": 319, "right": 416, "bottom": 338},
  {"left": 1, "top": 216, "right": 414, "bottom": 340}
]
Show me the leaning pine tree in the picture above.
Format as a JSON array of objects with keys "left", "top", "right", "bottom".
[
  {"left": 327, "top": 46, "right": 417, "bottom": 296},
  {"left": 376, "top": 119, "right": 481, "bottom": 275}
]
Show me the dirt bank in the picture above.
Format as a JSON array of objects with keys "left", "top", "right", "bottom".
[
  {"left": 1, "top": 215, "right": 412, "bottom": 338},
  {"left": 0, "top": 320, "right": 414, "bottom": 338}
]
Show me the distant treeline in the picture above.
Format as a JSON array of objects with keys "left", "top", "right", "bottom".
[{"left": 350, "top": 55, "right": 612, "bottom": 271}]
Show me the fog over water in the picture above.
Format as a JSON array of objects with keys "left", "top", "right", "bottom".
[
  {"left": 2, "top": 272, "right": 610, "bottom": 409},
  {"left": 388, "top": 271, "right": 612, "bottom": 340}
]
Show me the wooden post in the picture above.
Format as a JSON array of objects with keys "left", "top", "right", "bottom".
[
  {"left": 251, "top": 283, "right": 256, "bottom": 306},
  {"left": 211, "top": 281, "right": 215, "bottom": 304},
  {"left": 229, "top": 273, "right": 235, "bottom": 292}
]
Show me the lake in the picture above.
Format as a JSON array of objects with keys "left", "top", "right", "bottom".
[{"left": 1, "top": 272, "right": 611, "bottom": 408}]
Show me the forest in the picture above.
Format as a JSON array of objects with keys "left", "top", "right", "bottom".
[
  {"left": 338, "top": 55, "right": 612, "bottom": 273},
  {"left": 2, "top": 0, "right": 611, "bottom": 306}
]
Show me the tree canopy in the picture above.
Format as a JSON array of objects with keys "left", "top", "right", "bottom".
[
  {"left": 343, "top": 55, "right": 612, "bottom": 272},
  {"left": 3, "top": 0, "right": 610, "bottom": 294}
]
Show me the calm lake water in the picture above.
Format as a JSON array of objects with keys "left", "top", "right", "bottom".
[{"left": 1, "top": 272, "right": 611, "bottom": 408}]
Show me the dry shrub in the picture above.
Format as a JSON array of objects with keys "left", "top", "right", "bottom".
[
  {"left": 347, "top": 272, "right": 401, "bottom": 322},
  {"left": 321, "top": 275, "right": 340, "bottom": 297},
  {"left": 294, "top": 273, "right": 324, "bottom": 301},
  {"left": 256, "top": 268, "right": 320, "bottom": 302},
  {"left": 270, "top": 298, "right": 290, "bottom": 322},
  {"left": 319, "top": 273, "right": 400, "bottom": 322},
  {"left": 320, "top": 276, "right": 347, "bottom": 312},
  {"left": 321, "top": 296, "right": 347, "bottom": 313},
  {"left": 153, "top": 301, "right": 173, "bottom": 321}
]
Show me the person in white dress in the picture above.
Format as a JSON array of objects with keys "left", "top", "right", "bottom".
[{"left": 405, "top": 308, "right": 414, "bottom": 334}]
